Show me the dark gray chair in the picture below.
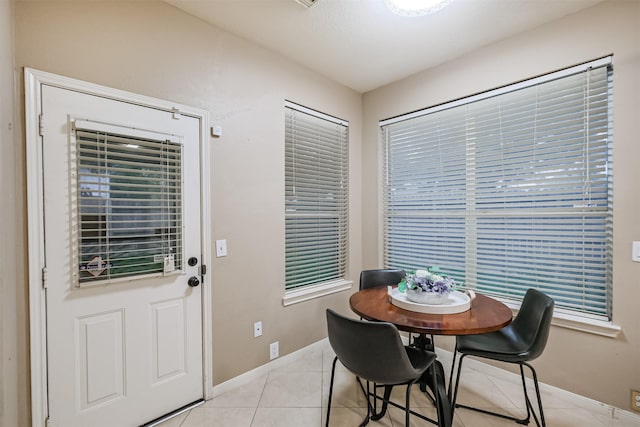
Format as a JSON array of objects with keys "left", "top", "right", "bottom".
[
  {"left": 359, "top": 268, "right": 405, "bottom": 290},
  {"left": 360, "top": 268, "right": 428, "bottom": 350},
  {"left": 449, "top": 288, "right": 554, "bottom": 427},
  {"left": 325, "top": 308, "right": 439, "bottom": 427}
]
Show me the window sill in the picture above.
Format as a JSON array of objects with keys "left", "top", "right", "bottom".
[
  {"left": 501, "top": 299, "right": 621, "bottom": 338},
  {"left": 282, "top": 279, "right": 353, "bottom": 307},
  {"left": 550, "top": 311, "right": 621, "bottom": 338}
]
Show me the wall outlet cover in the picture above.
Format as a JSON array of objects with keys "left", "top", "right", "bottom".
[
  {"left": 632, "top": 390, "right": 640, "bottom": 413},
  {"left": 270, "top": 341, "right": 279, "bottom": 360}
]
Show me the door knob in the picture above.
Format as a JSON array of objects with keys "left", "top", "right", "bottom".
[
  {"left": 188, "top": 276, "right": 200, "bottom": 287},
  {"left": 188, "top": 257, "right": 198, "bottom": 266}
]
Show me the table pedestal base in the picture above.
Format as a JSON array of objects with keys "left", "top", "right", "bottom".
[{"left": 413, "top": 334, "right": 452, "bottom": 427}]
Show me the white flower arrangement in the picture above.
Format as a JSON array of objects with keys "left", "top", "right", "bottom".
[{"left": 401, "top": 266, "right": 455, "bottom": 295}]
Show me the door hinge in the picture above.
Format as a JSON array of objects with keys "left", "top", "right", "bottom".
[
  {"left": 200, "top": 265, "right": 207, "bottom": 276},
  {"left": 42, "top": 267, "right": 48, "bottom": 289},
  {"left": 38, "top": 113, "right": 44, "bottom": 136}
]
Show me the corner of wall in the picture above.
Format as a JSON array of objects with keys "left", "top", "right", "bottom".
[{"left": 0, "top": 0, "right": 19, "bottom": 425}]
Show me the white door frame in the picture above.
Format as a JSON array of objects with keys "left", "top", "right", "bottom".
[{"left": 24, "top": 68, "right": 213, "bottom": 427}]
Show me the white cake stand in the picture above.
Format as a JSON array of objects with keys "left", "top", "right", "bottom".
[{"left": 388, "top": 287, "right": 472, "bottom": 314}]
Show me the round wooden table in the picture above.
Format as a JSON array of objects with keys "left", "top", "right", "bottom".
[
  {"left": 349, "top": 287, "right": 513, "bottom": 427},
  {"left": 350, "top": 287, "right": 513, "bottom": 336}
]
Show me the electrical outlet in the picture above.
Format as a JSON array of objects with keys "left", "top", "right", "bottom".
[
  {"left": 254, "top": 321, "right": 262, "bottom": 338},
  {"left": 270, "top": 341, "right": 279, "bottom": 360},
  {"left": 632, "top": 389, "right": 640, "bottom": 413}
]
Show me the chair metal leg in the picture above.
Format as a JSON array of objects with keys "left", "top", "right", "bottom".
[
  {"left": 517, "top": 363, "right": 533, "bottom": 425},
  {"left": 362, "top": 376, "right": 441, "bottom": 426},
  {"left": 450, "top": 353, "right": 465, "bottom": 420},
  {"left": 331, "top": 338, "right": 443, "bottom": 427},
  {"left": 325, "top": 356, "right": 338, "bottom": 427},
  {"left": 355, "top": 377, "right": 372, "bottom": 426},
  {"left": 523, "top": 361, "right": 546, "bottom": 427},
  {"left": 451, "top": 355, "right": 547, "bottom": 427}
]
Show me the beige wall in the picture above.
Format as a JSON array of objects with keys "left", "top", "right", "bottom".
[
  {"left": 1, "top": 1, "right": 17, "bottom": 426},
  {"left": 5, "top": 0, "right": 639, "bottom": 423},
  {"left": 362, "top": 0, "right": 640, "bottom": 412},
  {"left": 9, "top": 1, "right": 361, "bottom": 424}
]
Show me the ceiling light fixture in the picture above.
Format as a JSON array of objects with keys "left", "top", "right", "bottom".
[
  {"left": 384, "top": 0, "right": 454, "bottom": 17},
  {"left": 294, "top": 0, "right": 318, "bottom": 8}
]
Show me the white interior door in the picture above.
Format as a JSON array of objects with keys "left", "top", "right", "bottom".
[{"left": 41, "top": 84, "right": 204, "bottom": 427}]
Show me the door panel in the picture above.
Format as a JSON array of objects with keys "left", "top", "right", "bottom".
[
  {"left": 42, "top": 85, "right": 203, "bottom": 427},
  {"left": 77, "top": 310, "right": 125, "bottom": 410},
  {"left": 151, "top": 298, "right": 186, "bottom": 383}
]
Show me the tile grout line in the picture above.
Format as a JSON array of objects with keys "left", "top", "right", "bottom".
[{"left": 249, "top": 369, "right": 271, "bottom": 427}]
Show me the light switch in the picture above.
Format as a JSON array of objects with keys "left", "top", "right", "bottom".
[
  {"left": 216, "top": 239, "right": 227, "bottom": 257},
  {"left": 254, "top": 321, "right": 262, "bottom": 337},
  {"left": 633, "top": 241, "right": 640, "bottom": 262}
]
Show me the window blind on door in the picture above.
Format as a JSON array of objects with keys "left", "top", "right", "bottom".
[
  {"left": 285, "top": 102, "right": 349, "bottom": 290},
  {"left": 72, "top": 127, "right": 183, "bottom": 286},
  {"left": 382, "top": 58, "right": 613, "bottom": 319}
]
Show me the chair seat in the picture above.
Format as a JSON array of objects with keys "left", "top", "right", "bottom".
[
  {"left": 354, "top": 345, "right": 435, "bottom": 385},
  {"left": 404, "top": 346, "right": 437, "bottom": 379},
  {"left": 456, "top": 325, "right": 533, "bottom": 363}
]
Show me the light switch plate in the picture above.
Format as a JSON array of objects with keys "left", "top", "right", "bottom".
[
  {"left": 632, "top": 241, "right": 640, "bottom": 262},
  {"left": 254, "top": 321, "right": 262, "bottom": 338},
  {"left": 216, "top": 239, "right": 227, "bottom": 257}
]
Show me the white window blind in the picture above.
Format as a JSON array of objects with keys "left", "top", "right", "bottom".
[
  {"left": 382, "top": 58, "right": 613, "bottom": 319},
  {"left": 72, "top": 126, "right": 183, "bottom": 286},
  {"left": 285, "top": 102, "right": 349, "bottom": 290}
]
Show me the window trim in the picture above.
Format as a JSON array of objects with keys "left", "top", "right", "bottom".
[
  {"left": 282, "top": 279, "right": 353, "bottom": 306},
  {"left": 499, "top": 296, "right": 621, "bottom": 338},
  {"left": 283, "top": 100, "right": 349, "bottom": 301},
  {"left": 71, "top": 120, "right": 185, "bottom": 287},
  {"left": 284, "top": 100, "right": 348, "bottom": 127},
  {"left": 380, "top": 56, "right": 612, "bottom": 127},
  {"left": 379, "top": 56, "right": 614, "bottom": 324}
]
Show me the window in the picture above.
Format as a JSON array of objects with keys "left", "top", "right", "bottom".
[
  {"left": 381, "top": 57, "right": 613, "bottom": 320},
  {"left": 72, "top": 122, "right": 183, "bottom": 286},
  {"left": 285, "top": 101, "right": 349, "bottom": 292}
]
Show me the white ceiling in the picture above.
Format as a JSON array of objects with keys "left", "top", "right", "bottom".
[{"left": 164, "top": 0, "right": 604, "bottom": 93}]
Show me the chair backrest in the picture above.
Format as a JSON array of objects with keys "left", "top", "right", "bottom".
[
  {"left": 326, "top": 309, "right": 420, "bottom": 385},
  {"left": 359, "top": 269, "right": 405, "bottom": 290},
  {"left": 511, "top": 288, "right": 555, "bottom": 360}
]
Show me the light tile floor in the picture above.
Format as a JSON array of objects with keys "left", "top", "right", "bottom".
[{"left": 162, "top": 340, "right": 640, "bottom": 427}]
